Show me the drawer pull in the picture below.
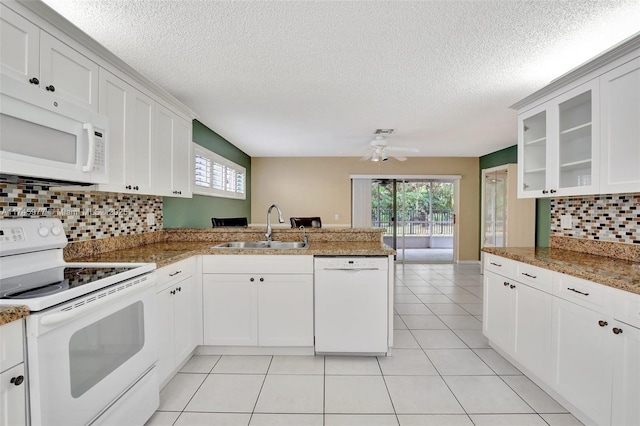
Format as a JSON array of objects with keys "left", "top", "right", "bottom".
[
  {"left": 169, "top": 270, "right": 182, "bottom": 277},
  {"left": 503, "top": 282, "right": 510, "bottom": 287},
  {"left": 613, "top": 327, "right": 623, "bottom": 335},
  {"left": 522, "top": 272, "right": 537, "bottom": 279},
  {"left": 598, "top": 320, "right": 608, "bottom": 327},
  {"left": 567, "top": 287, "right": 589, "bottom": 296},
  {"left": 490, "top": 262, "right": 502, "bottom": 267}
]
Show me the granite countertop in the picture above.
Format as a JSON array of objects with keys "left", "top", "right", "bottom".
[
  {"left": 70, "top": 241, "right": 395, "bottom": 268},
  {"left": 483, "top": 246, "right": 640, "bottom": 296},
  {"left": 0, "top": 305, "right": 29, "bottom": 326}
]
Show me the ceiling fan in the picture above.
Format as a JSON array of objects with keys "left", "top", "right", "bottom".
[{"left": 360, "top": 136, "right": 419, "bottom": 162}]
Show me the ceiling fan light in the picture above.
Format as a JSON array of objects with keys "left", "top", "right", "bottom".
[
  {"left": 372, "top": 151, "right": 380, "bottom": 162},
  {"left": 381, "top": 153, "right": 389, "bottom": 161}
]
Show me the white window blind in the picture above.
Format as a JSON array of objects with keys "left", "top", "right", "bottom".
[{"left": 193, "top": 143, "right": 246, "bottom": 199}]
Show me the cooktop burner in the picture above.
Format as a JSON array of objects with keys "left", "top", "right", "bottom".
[{"left": 0, "top": 266, "right": 138, "bottom": 299}]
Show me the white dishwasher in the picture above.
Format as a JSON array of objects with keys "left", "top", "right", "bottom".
[{"left": 314, "top": 256, "right": 388, "bottom": 355}]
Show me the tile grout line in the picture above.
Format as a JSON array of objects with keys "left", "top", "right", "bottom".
[{"left": 247, "top": 355, "right": 274, "bottom": 423}]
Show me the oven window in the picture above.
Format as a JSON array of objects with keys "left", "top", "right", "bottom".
[{"left": 68, "top": 301, "right": 145, "bottom": 398}]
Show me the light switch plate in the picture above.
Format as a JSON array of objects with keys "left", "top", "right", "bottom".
[
  {"left": 560, "top": 214, "right": 572, "bottom": 229},
  {"left": 146, "top": 213, "right": 155, "bottom": 226}
]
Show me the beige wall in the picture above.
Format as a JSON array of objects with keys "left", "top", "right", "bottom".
[{"left": 251, "top": 157, "right": 480, "bottom": 261}]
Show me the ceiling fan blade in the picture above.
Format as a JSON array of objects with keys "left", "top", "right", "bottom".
[
  {"left": 392, "top": 155, "right": 407, "bottom": 161},
  {"left": 386, "top": 146, "right": 419, "bottom": 153},
  {"left": 359, "top": 152, "right": 373, "bottom": 161}
]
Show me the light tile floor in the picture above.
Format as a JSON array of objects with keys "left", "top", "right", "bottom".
[{"left": 146, "top": 263, "right": 584, "bottom": 426}]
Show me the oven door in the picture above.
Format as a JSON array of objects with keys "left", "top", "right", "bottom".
[{"left": 25, "top": 275, "right": 158, "bottom": 426}]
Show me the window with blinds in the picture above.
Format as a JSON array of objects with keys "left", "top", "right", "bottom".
[{"left": 193, "top": 143, "right": 246, "bottom": 199}]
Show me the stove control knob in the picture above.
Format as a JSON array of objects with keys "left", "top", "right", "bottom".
[
  {"left": 51, "top": 226, "right": 62, "bottom": 236},
  {"left": 38, "top": 227, "right": 49, "bottom": 237}
]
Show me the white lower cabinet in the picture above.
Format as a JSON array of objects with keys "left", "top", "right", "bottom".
[
  {"left": 202, "top": 274, "right": 258, "bottom": 346},
  {"left": 202, "top": 255, "right": 314, "bottom": 348},
  {"left": 202, "top": 273, "right": 313, "bottom": 347},
  {"left": 484, "top": 269, "right": 552, "bottom": 381},
  {"left": 156, "top": 258, "right": 200, "bottom": 387},
  {"left": 610, "top": 320, "right": 640, "bottom": 426},
  {"left": 0, "top": 320, "right": 25, "bottom": 426},
  {"left": 551, "top": 297, "right": 613, "bottom": 426},
  {"left": 511, "top": 280, "right": 553, "bottom": 381},
  {"left": 485, "top": 254, "right": 640, "bottom": 426},
  {"left": 483, "top": 271, "right": 513, "bottom": 351}
]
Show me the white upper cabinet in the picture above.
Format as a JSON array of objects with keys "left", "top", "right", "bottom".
[
  {"left": 0, "top": 5, "right": 39, "bottom": 85},
  {"left": 1, "top": 1, "right": 196, "bottom": 197},
  {"left": 600, "top": 56, "right": 640, "bottom": 194},
  {"left": 0, "top": 4, "right": 99, "bottom": 112},
  {"left": 98, "top": 69, "right": 154, "bottom": 194},
  {"left": 518, "top": 80, "right": 599, "bottom": 198},
  {"left": 515, "top": 37, "right": 640, "bottom": 198},
  {"left": 154, "top": 104, "right": 192, "bottom": 198}
]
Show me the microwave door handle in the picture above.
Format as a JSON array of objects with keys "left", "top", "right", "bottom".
[{"left": 82, "top": 123, "right": 95, "bottom": 172}]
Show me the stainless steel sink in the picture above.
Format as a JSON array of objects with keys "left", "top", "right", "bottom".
[{"left": 212, "top": 241, "right": 309, "bottom": 249}]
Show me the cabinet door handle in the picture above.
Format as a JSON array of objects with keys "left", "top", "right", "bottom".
[
  {"left": 542, "top": 190, "right": 549, "bottom": 194},
  {"left": 503, "top": 281, "right": 509, "bottom": 287},
  {"left": 509, "top": 284, "right": 516, "bottom": 289},
  {"left": 10, "top": 376, "right": 24, "bottom": 386},
  {"left": 550, "top": 189, "right": 557, "bottom": 194},
  {"left": 521, "top": 272, "right": 537, "bottom": 279},
  {"left": 490, "top": 262, "right": 502, "bottom": 267},
  {"left": 613, "top": 327, "right": 623, "bottom": 335},
  {"left": 250, "top": 277, "right": 255, "bottom": 282},
  {"left": 259, "top": 277, "right": 264, "bottom": 282},
  {"left": 170, "top": 290, "right": 175, "bottom": 295},
  {"left": 176, "top": 286, "right": 181, "bottom": 292},
  {"left": 29, "top": 77, "right": 39, "bottom": 85},
  {"left": 45, "top": 84, "right": 55, "bottom": 92},
  {"left": 598, "top": 320, "right": 608, "bottom": 327},
  {"left": 567, "top": 287, "right": 589, "bottom": 296},
  {"left": 169, "top": 270, "right": 182, "bottom": 277}
]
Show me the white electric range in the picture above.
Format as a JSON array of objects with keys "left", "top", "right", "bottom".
[{"left": 0, "top": 218, "right": 159, "bottom": 426}]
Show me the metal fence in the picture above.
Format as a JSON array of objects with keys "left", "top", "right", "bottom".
[{"left": 372, "top": 209, "right": 454, "bottom": 236}]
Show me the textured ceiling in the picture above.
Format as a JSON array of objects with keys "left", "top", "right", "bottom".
[{"left": 42, "top": 0, "right": 640, "bottom": 158}]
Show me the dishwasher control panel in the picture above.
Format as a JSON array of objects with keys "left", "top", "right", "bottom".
[{"left": 314, "top": 257, "right": 388, "bottom": 270}]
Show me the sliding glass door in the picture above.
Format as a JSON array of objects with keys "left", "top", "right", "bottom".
[{"left": 371, "top": 178, "right": 455, "bottom": 263}]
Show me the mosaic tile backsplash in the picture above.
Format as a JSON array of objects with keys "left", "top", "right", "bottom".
[
  {"left": 0, "top": 183, "right": 162, "bottom": 242},
  {"left": 551, "top": 193, "right": 640, "bottom": 244}
]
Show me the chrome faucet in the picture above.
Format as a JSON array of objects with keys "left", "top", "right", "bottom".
[
  {"left": 299, "top": 225, "right": 308, "bottom": 246},
  {"left": 265, "top": 204, "right": 284, "bottom": 243}
]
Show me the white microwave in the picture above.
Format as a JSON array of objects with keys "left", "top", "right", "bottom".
[{"left": 0, "top": 76, "right": 108, "bottom": 185}]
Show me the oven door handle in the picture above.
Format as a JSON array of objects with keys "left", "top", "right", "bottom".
[{"left": 39, "top": 281, "right": 150, "bottom": 327}]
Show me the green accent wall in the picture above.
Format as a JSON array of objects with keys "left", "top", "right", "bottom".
[
  {"left": 536, "top": 198, "right": 551, "bottom": 247},
  {"left": 163, "top": 120, "right": 251, "bottom": 228},
  {"left": 478, "top": 145, "right": 550, "bottom": 251},
  {"left": 479, "top": 145, "right": 517, "bottom": 170}
]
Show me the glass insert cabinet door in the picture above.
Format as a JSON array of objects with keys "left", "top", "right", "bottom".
[
  {"left": 558, "top": 90, "right": 594, "bottom": 189},
  {"left": 520, "top": 109, "right": 547, "bottom": 194},
  {"left": 518, "top": 81, "right": 597, "bottom": 198}
]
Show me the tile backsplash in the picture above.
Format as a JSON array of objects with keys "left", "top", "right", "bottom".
[
  {"left": 551, "top": 193, "right": 640, "bottom": 244},
  {"left": 0, "top": 183, "right": 162, "bottom": 242}
]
